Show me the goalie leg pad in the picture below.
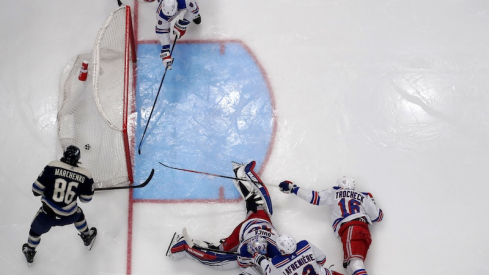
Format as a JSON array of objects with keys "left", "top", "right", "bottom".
[
  {"left": 244, "top": 161, "right": 273, "bottom": 216},
  {"left": 166, "top": 233, "right": 187, "bottom": 260},
  {"left": 177, "top": 228, "right": 240, "bottom": 270},
  {"left": 232, "top": 162, "right": 254, "bottom": 200}
]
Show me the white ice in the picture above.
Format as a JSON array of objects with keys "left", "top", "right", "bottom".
[{"left": 2, "top": 0, "right": 489, "bottom": 274}]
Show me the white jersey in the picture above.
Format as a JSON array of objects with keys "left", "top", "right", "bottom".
[
  {"left": 258, "top": 240, "right": 331, "bottom": 275},
  {"left": 295, "top": 186, "right": 383, "bottom": 236},
  {"left": 155, "top": 0, "right": 200, "bottom": 48}
]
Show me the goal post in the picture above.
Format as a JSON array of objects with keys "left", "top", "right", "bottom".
[{"left": 58, "top": 6, "right": 136, "bottom": 188}]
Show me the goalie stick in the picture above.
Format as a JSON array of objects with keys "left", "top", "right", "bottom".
[
  {"left": 94, "top": 169, "right": 155, "bottom": 191},
  {"left": 159, "top": 162, "right": 279, "bottom": 187}
]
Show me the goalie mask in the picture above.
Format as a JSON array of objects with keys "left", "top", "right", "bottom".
[
  {"left": 277, "top": 234, "right": 296, "bottom": 255},
  {"left": 337, "top": 176, "right": 355, "bottom": 190},
  {"left": 161, "top": 0, "right": 177, "bottom": 16},
  {"left": 247, "top": 236, "right": 268, "bottom": 255},
  {"left": 61, "top": 145, "right": 81, "bottom": 166}
]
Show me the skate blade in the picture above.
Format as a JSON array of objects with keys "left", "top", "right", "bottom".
[{"left": 87, "top": 235, "right": 96, "bottom": 251}]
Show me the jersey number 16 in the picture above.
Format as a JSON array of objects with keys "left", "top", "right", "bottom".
[{"left": 338, "top": 198, "right": 361, "bottom": 216}]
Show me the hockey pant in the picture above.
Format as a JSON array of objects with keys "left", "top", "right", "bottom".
[
  {"left": 220, "top": 210, "right": 272, "bottom": 252},
  {"left": 28, "top": 206, "right": 88, "bottom": 248},
  {"left": 338, "top": 221, "right": 371, "bottom": 271}
]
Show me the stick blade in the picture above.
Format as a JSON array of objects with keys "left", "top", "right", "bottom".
[{"left": 94, "top": 168, "right": 155, "bottom": 191}]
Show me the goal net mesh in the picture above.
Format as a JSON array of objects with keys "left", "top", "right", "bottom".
[{"left": 57, "top": 6, "right": 135, "bottom": 188}]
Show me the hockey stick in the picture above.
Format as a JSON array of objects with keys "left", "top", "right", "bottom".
[
  {"left": 159, "top": 162, "right": 279, "bottom": 187},
  {"left": 182, "top": 228, "right": 238, "bottom": 255},
  {"left": 137, "top": 37, "right": 178, "bottom": 155},
  {"left": 94, "top": 169, "right": 155, "bottom": 191}
]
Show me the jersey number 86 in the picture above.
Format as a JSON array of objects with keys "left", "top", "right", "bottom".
[{"left": 53, "top": 179, "right": 79, "bottom": 204}]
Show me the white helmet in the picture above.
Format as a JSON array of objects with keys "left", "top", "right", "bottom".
[
  {"left": 161, "top": 0, "right": 177, "bottom": 16},
  {"left": 337, "top": 176, "right": 355, "bottom": 190},
  {"left": 276, "top": 235, "right": 296, "bottom": 255}
]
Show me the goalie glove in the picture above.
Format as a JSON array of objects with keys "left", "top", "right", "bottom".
[
  {"left": 160, "top": 49, "right": 173, "bottom": 69},
  {"left": 279, "top": 180, "right": 298, "bottom": 194},
  {"left": 173, "top": 19, "right": 189, "bottom": 39}
]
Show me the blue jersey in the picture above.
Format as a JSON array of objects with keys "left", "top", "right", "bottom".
[{"left": 32, "top": 160, "right": 94, "bottom": 217}]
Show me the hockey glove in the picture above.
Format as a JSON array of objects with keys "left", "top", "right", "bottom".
[
  {"left": 252, "top": 253, "right": 266, "bottom": 266},
  {"left": 173, "top": 19, "right": 188, "bottom": 39},
  {"left": 279, "top": 180, "right": 298, "bottom": 194},
  {"left": 160, "top": 50, "right": 173, "bottom": 69},
  {"left": 193, "top": 14, "right": 201, "bottom": 25}
]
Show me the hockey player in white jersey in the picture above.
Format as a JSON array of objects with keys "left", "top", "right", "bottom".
[
  {"left": 279, "top": 177, "right": 383, "bottom": 275},
  {"left": 167, "top": 161, "right": 279, "bottom": 275},
  {"left": 155, "top": 0, "right": 201, "bottom": 68},
  {"left": 252, "top": 234, "right": 343, "bottom": 275}
]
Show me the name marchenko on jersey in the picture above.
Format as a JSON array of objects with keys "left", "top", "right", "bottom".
[{"left": 54, "top": 168, "right": 86, "bottom": 183}]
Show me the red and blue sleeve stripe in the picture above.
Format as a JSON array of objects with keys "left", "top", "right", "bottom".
[
  {"left": 310, "top": 191, "right": 320, "bottom": 205},
  {"left": 372, "top": 209, "right": 383, "bottom": 222}
]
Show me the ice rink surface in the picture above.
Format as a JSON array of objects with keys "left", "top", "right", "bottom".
[{"left": 2, "top": 0, "right": 489, "bottom": 274}]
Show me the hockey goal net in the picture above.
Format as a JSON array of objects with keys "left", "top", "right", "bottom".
[{"left": 57, "top": 6, "right": 136, "bottom": 188}]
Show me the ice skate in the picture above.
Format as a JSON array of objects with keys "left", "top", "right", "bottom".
[
  {"left": 22, "top": 243, "right": 36, "bottom": 266},
  {"left": 79, "top": 227, "right": 97, "bottom": 250},
  {"left": 166, "top": 232, "right": 187, "bottom": 260}
]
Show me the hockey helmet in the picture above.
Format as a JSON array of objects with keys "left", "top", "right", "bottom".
[
  {"left": 337, "top": 176, "right": 355, "bottom": 190},
  {"left": 161, "top": 0, "right": 177, "bottom": 16},
  {"left": 247, "top": 236, "right": 268, "bottom": 255},
  {"left": 277, "top": 234, "right": 296, "bottom": 255},
  {"left": 61, "top": 145, "right": 81, "bottom": 166}
]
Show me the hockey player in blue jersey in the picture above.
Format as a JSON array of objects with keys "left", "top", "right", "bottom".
[
  {"left": 252, "top": 234, "right": 343, "bottom": 275},
  {"left": 22, "top": 145, "right": 97, "bottom": 266},
  {"left": 166, "top": 161, "right": 279, "bottom": 275},
  {"left": 279, "top": 177, "right": 383, "bottom": 275},
  {"left": 155, "top": 0, "right": 201, "bottom": 68}
]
